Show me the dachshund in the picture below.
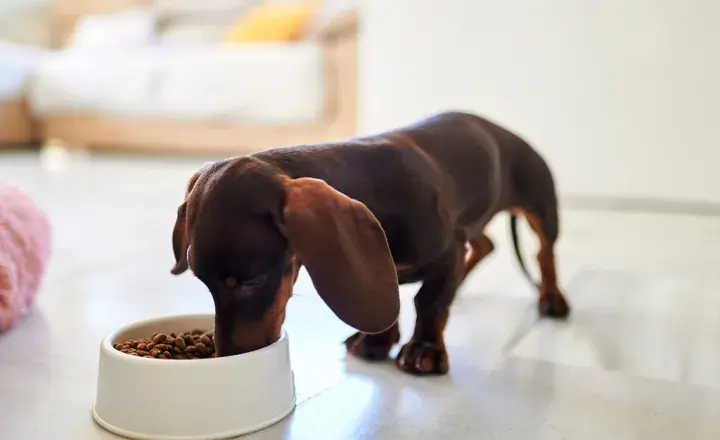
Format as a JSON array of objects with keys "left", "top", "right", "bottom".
[{"left": 170, "top": 111, "right": 570, "bottom": 375}]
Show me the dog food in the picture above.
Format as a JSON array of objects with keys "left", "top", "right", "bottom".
[{"left": 113, "top": 329, "right": 215, "bottom": 360}]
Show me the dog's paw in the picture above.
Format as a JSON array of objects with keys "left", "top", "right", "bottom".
[
  {"left": 344, "top": 326, "right": 399, "bottom": 362},
  {"left": 538, "top": 293, "right": 570, "bottom": 319},
  {"left": 396, "top": 340, "right": 449, "bottom": 375}
]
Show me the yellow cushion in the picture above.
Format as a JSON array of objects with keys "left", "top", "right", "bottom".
[{"left": 224, "top": 3, "right": 318, "bottom": 44}]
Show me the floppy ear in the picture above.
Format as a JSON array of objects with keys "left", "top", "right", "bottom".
[
  {"left": 171, "top": 202, "right": 189, "bottom": 275},
  {"left": 279, "top": 177, "right": 400, "bottom": 334},
  {"left": 170, "top": 167, "right": 209, "bottom": 275}
]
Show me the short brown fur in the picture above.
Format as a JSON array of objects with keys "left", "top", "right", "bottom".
[{"left": 170, "top": 111, "right": 570, "bottom": 374}]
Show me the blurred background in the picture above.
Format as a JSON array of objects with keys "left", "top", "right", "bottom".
[
  {"left": 0, "top": 0, "right": 358, "bottom": 156},
  {"left": 1, "top": 0, "right": 718, "bottom": 205},
  {"left": 1, "top": 1, "right": 719, "bottom": 438}
]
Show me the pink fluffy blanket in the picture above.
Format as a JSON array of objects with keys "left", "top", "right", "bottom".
[{"left": 0, "top": 181, "right": 51, "bottom": 332}]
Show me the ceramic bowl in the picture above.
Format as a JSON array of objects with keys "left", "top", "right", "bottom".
[{"left": 92, "top": 314, "right": 295, "bottom": 440}]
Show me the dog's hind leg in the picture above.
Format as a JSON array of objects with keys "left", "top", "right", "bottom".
[
  {"left": 511, "top": 202, "right": 570, "bottom": 319},
  {"left": 526, "top": 208, "right": 570, "bottom": 318},
  {"left": 509, "top": 144, "right": 570, "bottom": 319}
]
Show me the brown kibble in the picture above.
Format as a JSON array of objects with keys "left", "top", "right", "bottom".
[
  {"left": 196, "top": 342, "right": 210, "bottom": 355},
  {"left": 114, "top": 328, "right": 214, "bottom": 359}
]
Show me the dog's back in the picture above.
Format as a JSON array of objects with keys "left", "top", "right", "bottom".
[{"left": 255, "top": 111, "right": 555, "bottom": 232}]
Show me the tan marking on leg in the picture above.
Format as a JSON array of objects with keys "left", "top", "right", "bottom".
[
  {"left": 523, "top": 213, "right": 557, "bottom": 294},
  {"left": 519, "top": 211, "right": 570, "bottom": 318},
  {"left": 462, "top": 235, "right": 494, "bottom": 281}
]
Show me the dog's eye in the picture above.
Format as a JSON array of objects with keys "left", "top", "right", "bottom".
[
  {"left": 246, "top": 274, "right": 267, "bottom": 288},
  {"left": 230, "top": 274, "right": 267, "bottom": 299}
]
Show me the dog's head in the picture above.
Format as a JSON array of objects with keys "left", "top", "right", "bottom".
[{"left": 171, "top": 157, "right": 400, "bottom": 356}]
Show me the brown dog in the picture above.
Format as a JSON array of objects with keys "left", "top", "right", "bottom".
[{"left": 170, "top": 111, "right": 570, "bottom": 375}]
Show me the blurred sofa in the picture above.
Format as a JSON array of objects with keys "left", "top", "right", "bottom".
[
  {"left": 0, "top": 0, "right": 358, "bottom": 155},
  {"left": 0, "top": 42, "right": 46, "bottom": 144}
]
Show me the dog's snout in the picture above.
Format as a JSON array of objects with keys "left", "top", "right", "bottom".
[
  {"left": 213, "top": 320, "right": 277, "bottom": 357},
  {"left": 214, "top": 337, "right": 248, "bottom": 357}
]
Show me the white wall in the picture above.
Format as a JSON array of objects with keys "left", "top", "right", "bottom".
[{"left": 360, "top": 0, "right": 720, "bottom": 204}]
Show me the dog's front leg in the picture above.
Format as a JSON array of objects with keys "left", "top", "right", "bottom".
[
  {"left": 396, "top": 240, "right": 466, "bottom": 375},
  {"left": 344, "top": 324, "right": 400, "bottom": 361}
]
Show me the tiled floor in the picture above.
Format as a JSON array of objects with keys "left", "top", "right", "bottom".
[{"left": 1, "top": 149, "right": 719, "bottom": 439}]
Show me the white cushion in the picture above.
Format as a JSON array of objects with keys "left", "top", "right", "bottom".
[
  {"left": 158, "top": 22, "right": 233, "bottom": 45},
  {"left": 154, "top": 0, "right": 259, "bottom": 18},
  {"left": 0, "top": 2, "right": 52, "bottom": 48},
  {"left": 29, "top": 43, "right": 326, "bottom": 124},
  {"left": 0, "top": 43, "right": 47, "bottom": 100},
  {"left": 69, "top": 9, "right": 158, "bottom": 50},
  {"left": 154, "top": 0, "right": 261, "bottom": 45}
]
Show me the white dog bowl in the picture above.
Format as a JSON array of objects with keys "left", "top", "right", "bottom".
[{"left": 92, "top": 314, "right": 296, "bottom": 440}]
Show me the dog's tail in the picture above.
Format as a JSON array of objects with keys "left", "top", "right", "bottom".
[{"left": 510, "top": 214, "right": 540, "bottom": 288}]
